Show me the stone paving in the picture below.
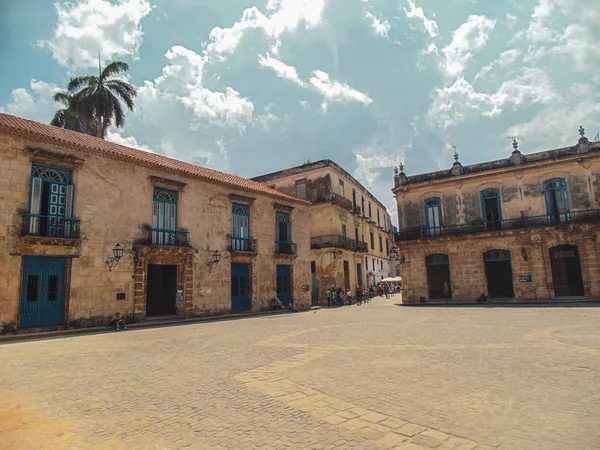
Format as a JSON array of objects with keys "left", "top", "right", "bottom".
[{"left": 1, "top": 296, "right": 599, "bottom": 449}]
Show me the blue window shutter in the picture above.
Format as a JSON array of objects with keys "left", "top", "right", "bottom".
[
  {"left": 29, "top": 177, "right": 43, "bottom": 234},
  {"left": 65, "top": 184, "right": 75, "bottom": 219}
]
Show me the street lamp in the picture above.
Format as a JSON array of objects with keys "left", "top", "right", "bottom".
[
  {"left": 207, "top": 250, "right": 221, "bottom": 272},
  {"left": 105, "top": 243, "right": 124, "bottom": 271}
]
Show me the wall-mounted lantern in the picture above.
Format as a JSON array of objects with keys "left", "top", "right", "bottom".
[
  {"left": 207, "top": 250, "right": 221, "bottom": 272},
  {"left": 521, "top": 247, "right": 528, "bottom": 261},
  {"left": 105, "top": 243, "right": 124, "bottom": 271}
]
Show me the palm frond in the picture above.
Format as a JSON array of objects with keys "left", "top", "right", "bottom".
[
  {"left": 52, "top": 91, "right": 72, "bottom": 107},
  {"left": 106, "top": 80, "right": 136, "bottom": 111},
  {"left": 51, "top": 109, "right": 67, "bottom": 127},
  {"left": 101, "top": 61, "right": 129, "bottom": 80},
  {"left": 67, "top": 76, "right": 96, "bottom": 92}
]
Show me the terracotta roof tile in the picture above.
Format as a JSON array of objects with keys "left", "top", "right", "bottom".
[{"left": 0, "top": 113, "right": 309, "bottom": 205}]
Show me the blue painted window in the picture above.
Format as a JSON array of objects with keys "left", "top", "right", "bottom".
[
  {"left": 232, "top": 203, "right": 251, "bottom": 251},
  {"left": 544, "top": 178, "right": 570, "bottom": 223},
  {"left": 424, "top": 197, "right": 443, "bottom": 236},
  {"left": 28, "top": 164, "right": 75, "bottom": 238},
  {"left": 341, "top": 223, "right": 347, "bottom": 240},
  {"left": 276, "top": 211, "right": 293, "bottom": 253},
  {"left": 152, "top": 188, "right": 178, "bottom": 245},
  {"left": 480, "top": 188, "right": 502, "bottom": 229}
]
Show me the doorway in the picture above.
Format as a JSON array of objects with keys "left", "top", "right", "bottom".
[
  {"left": 146, "top": 264, "right": 177, "bottom": 316},
  {"left": 276, "top": 265, "right": 292, "bottom": 306},
  {"left": 484, "top": 250, "right": 514, "bottom": 298},
  {"left": 426, "top": 254, "right": 451, "bottom": 300},
  {"left": 550, "top": 245, "right": 584, "bottom": 297},
  {"left": 311, "top": 261, "right": 318, "bottom": 306},
  {"left": 357, "top": 263, "right": 363, "bottom": 288},
  {"left": 343, "top": 261, "right": 350, "bottom": 292},
  {"left": 20, "top": 257, "right": 66, "bottom": 328},
  {"left": 231, "top": 263, "right": 251, "bottom": 312}
]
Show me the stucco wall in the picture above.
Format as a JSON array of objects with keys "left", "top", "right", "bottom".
[
  {"left": 0, "top": 132, "right": 311, "bottom": 326},
  {"left": 399, "top": 225, "right": 600, "bottom": 304},
  {"left": 397, "top": 156, "right": 600, "bottom": 229}
]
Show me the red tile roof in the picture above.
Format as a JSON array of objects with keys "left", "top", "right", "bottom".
[{"left": 0, "top": 113, "right": 309, "bottom": 205}]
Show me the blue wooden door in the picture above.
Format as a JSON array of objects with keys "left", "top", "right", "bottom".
[
  {"left": 20, "top": 257, "right": 66, "bottom": 327},
  {"left": 276, "top": 264, "right": 292, "bottom": 306},
  {"left": 231, "top": 263, "right": 251, "bottom": 312}
]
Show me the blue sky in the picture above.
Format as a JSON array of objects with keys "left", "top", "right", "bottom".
[{"left": 1, "top": 0, "right": 599, "bottom": 224}]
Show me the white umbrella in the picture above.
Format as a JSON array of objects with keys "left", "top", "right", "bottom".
[
  {"left": 392, "top": 276, "right": 402, "bottom": 282},
  {"left": 381, "top": 277, "right": 394, "bottom": 282}
]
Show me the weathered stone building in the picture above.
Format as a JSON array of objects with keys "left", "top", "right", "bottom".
[
  {"left": 393, "top": 128, "right": 600, "bottom": 304},
  {"left": 252, "top": 160, "right": 394, "bottom": 304},
  {"left": 0, "top": 113, "right": 311, "bottom": 329}
]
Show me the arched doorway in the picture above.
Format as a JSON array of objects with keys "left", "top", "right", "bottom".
[
  {"left": 549, "top": 245, "right": 584, "bottom": 297},
  {"left": 484, "top": 250, "right": 514, "bottom": 298},
  {"left": 426, "top": 254, "right": 451, "bottom": 299}
]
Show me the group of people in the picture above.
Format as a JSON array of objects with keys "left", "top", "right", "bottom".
[{"left": 325, "top": 287, "right": 351, "bottom": 306}]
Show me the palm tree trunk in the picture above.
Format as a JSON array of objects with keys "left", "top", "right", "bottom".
[{"left": 97, "top": 116, "right": 103, "bottom": 139}]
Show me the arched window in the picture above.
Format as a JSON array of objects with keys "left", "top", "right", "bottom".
[
  {"left": 543, "top": 178, "right": 570, "bottom": 223},
  {"left": 424, "top": 197, "right": 442, "bottom": 236}
]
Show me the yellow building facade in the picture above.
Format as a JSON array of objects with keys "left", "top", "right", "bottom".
[
  {"left": 253, "top": 160, "right": 394, "bottom": 304},
  {"left": 393, "top": 129, "right": 600, "bottom": 304},
  {"left": 0, "top": 113, "right": 311, "bottom": 329}
]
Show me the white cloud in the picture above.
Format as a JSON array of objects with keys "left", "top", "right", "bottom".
[
  {"left": 507, "top": 83, "right": 600, "bottom": 149},
  {"left": 148, "top": 46, "right": 255, "bottom": 130},
  {"left": 365, "top": 11, "right": 391, "bottom": 39},
  {"left": 474, "top": 49, "right": 521, "bottom": 82},
  {"left": 106, "top": 131, "right": 154, "bottom": 152},
  {"left": 205, "top": 0, "right": 325, "bottom": 59},
  {"left": 182, "top": 86, "right": 254, "bottom": 130},
  {"left": 258, "top": 54, "right": 305, "bottom": 86},
  {"left": 506, "top": 13, "right": 517, "bottom": 29},
  {"left": 40, "top": 0, "right": 153, "bottom": 69},
  {"left": 4, "top": 80, "right": 61, "bottom": 123},
  {"left": 403, "top": 0, "right": 439, "bottom": 38},
  {"left": 309, "top": 70, "right": 373, "bottom": 112},
  {"left": 428, "top": 67, "right": 559, "bottom": 128},
  {"left": 257, "top": 55, "right": 373, "bottom": 111},
  {"left": 441, "top": 15, "right": 496, "bottom": 78}
]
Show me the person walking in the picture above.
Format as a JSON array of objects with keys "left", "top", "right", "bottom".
[
  {"left": 384, "top": 283, "right": 390, "bottom": 299},
  {"left": 346, "top": 288, "right": 352, "bottom": 305},
  {"left": 325, "top": 288, "right": 331, "bottom": 307},
  {"left": 331, "top": 287, "right": 338, "bottom": 306}
]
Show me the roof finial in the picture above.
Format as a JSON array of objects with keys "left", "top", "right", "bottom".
[
  {"left": 579, "top": 125, "right": 586, "bottom": 138},
  {"left": 452, "top": 145, "right": 459, "bottom": 163},
  {"left": 393, "top": 165, "right": 398, "bottom": 176},
  {"left": 399, "top": 162, "right": 404, "bottom": 174},
  {"left": 512, "top": 138, "right": 518, "bottom": 152}
]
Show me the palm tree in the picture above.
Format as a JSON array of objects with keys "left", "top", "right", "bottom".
[
  {"left": 50, "top": 91, "right": 97, "bottom": 136},
  {"left": 68, "top": 59, "right": 137, "bottom": 139}
]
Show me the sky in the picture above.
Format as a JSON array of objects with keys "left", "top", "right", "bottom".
[{"left": 1, "top": 0, "right": 599, "bottom": 225}]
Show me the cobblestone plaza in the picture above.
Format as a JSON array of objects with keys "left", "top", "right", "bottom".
[{"left": 1, "top": 297, "right": 599, "bottom": 449}]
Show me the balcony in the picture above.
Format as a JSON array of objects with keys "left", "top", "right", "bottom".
[
  {"left": 140, "top": 227, "right": 191, "bottom": 247},
  {"left": 395, "top": 209, "right": 600, "bottom": 242},
  {"left": 311, "top": 235, "right": 368, "bottom": 252},
  {"left": 353, "top": 206, "right": 361, "bottom": 215},
  {"left": 313, "top": 192, "right": 353, "bottom": 211},
  {"left": 275, "top": 241, "right": 297, "bottom": 255},
  {"left": 227, "top": 236, "right": 258, "bottom": 253},
  {"left": 21, "top": 214, "right": 81, "bottom": 239}
]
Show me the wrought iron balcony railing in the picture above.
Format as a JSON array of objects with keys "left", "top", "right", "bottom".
[
  {"left": 311, "top": 235, "right": 369, "bottom": 252},
  {"left": 313, "top": 192, "right": 353, "bottom": 211},
  {"left": 275, "top": 241, "right": 297, "bottom": 255},
  {"left": 227, "top": 236, "right": 258, "bottom": 253},
  {"left": 395, "top": 209, "right": 600, "bottom": 242},
  {"left": 140, "top": 227, "right": 191, "bottom": 247},
  {"left": 21, "top": 214, "right": 81, "bottom": 239}
]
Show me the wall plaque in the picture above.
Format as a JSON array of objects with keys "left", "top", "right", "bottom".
[{"left": 519, "top": 275, "right": 532, "bottom": 283}]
